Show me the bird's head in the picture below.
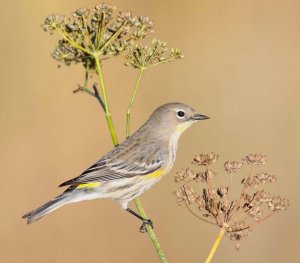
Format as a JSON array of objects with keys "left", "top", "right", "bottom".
[{"left": 149, "top": 102, "right": 209, "bottom": 136}]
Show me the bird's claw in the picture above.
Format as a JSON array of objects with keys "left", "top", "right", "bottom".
[{"left": 139, "top": 219, "right": 153, "bottom": 233}]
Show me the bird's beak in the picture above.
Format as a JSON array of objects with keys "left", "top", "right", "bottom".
[{"left": 191, "top": 113, "right": 210, "bottom": 121}]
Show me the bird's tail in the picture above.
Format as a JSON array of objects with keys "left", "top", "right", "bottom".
[{"left": 22, "top": 190, "right": 76, "bottom": 224}]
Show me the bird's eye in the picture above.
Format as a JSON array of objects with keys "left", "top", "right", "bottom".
[{"left": 177, "top": 111, "right": 185, "bottom": 118}]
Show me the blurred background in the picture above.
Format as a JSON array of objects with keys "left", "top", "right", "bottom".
[{"left": 1, "top": 0, "right": 299, "bottom": 262}]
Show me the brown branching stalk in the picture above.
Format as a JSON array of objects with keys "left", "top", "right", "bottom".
[{"left": 174, "top": 153, "right": 289, "bottom": 262}]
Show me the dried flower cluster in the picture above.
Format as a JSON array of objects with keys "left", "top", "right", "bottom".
[
  {"left": 125, "top": 38, "right": 183, "bottom": 69},
  {"left": 174, "top": 153, "right": 289, "bottom": 250},
  {"left": 42, "top": 3, "right": 183, "bottom": 70}
]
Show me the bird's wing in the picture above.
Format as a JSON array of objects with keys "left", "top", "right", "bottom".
[{"left": 59, "top": 136, "right": 165, "bottom": 187}]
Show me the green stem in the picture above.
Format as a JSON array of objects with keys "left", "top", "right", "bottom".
[
  {"left": 90, "top": 51, "right": 167, "bottom": 263},
  {"left": 98, "top": 22, "right": 126, "bottom": 53},
  {"left": 82, "top": 87, "right": 95, "bottom": 97},
  {"left": 148, "top": 58, "right": 175, "bottom": 68},
  {"left": 54, "top": 26, "right": 92, "bottom": 55},
  {"left": 134, "top": 198, "right": 168, "bottom": 263},
  {"left": 97, "top": 12, "right": 106, "bottom": 50},
  {"left": 93, "top": 54, "right": 118, "bottom": 146},
  {"left": 81, "top": 17, "right": 95, "bottom": 51},
  {"left": 204, "top": 227, "right": 226, "bottom": 263},
  {"left": 56, "top": 18, "right": 167, "bottom": 263},
  {"left": 126, "top": 68, "right": 168, "bottom": 263},
  {"left": 126, "top": 68, "right": 145, "bottom": 137}
]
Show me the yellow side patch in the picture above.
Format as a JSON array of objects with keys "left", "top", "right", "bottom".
[
  {"left": 145, "top": 168, "right": 167, "bottom": 179},
  {"left": 77, "top": 182, "right": 102, "bottom": 189}
]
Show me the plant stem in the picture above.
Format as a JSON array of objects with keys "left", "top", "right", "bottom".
[
  {"left": 126, "top": 68, "right": 145, "bottom": 137},
  {"left": 148, "top": 58, "right": 175, "bottom": 68},
  {"left": 93, "top": 54, "right": 118, "bottom": 146},
  {"left": 134, "top": 198, "right": 168, "bottom": 263},
  {"left": 184, "top": 203, "right": 215, "bottom": 225},
  {"left": 54, "top": 16, "right": 167, "bottom": 263},
  {"left": 233, "top": 165, "right": 255, "bottom": 215},
  {"left": 205, "top": 165, "right": 221, "bottom": 222},
  {"left": 92, "top": 54, "right": 167, "bottom": 262},
  {"left": 98, "top": 22, "right": 127, "bottom": 53},
  {"left": 204, "top": 227, "right": 226, "bottom": 263},
  {"left": 97, "top": 13, "right": 106, "bottom": 50},
  {"left": 126, "top": 68, "right": 168, "bottom": 263},
  {"left": 54, "top": 26, "right": 92, "bottom": 55}
]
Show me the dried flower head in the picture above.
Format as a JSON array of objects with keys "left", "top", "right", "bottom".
[
  {"left": 217, "top": 187, "right": 228, "bottom": 198},
  {"left": 73, "top": 8, "right": 90, "bottom": 18},
  {"left": 175, "top": 168, "right": 196, "bottom": 183},
  {"left": 195, "top": 170, "right": 217, "bottom": 182},
  {"left": 42, "top": 14, "right": 66, "bottom": 33},
  {"left": 227, "top": 221, "right": 250, "bottom": 247},
  {"left": 173, "top": 184, "right": 198, "bottom": 206},
  {"left": 243, "top": 154, "right": 267, "bottom": 165},
  {"left": 244, "top": 172, "right": 277, "bottom": 189},
  {"left": 41, "top": 3, "right": 157, "bottom": 68},
  {"left": 193, "top": 152, "right": 218, "bottom": 166},
  {"left": 224, "top": 161, "right": 243, "bottom": 173},
  {"left": 256, "top": 172, "right": 277, "bottom": 184},
  {"left": 268, "top": 196, "right": 289, "bottom": 212},
  {"left": 174, "top": 153, "right": 289, "bottom": 250},
  {"left": 125, "top": 38, "right": 183, "bottom": 69}
]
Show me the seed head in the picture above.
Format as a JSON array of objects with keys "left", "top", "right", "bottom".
[
  {"left": 193, "top": 152, "right": 218, "bottom": 166},
  {"left": 224, "top": 161, "right": 243, "bottom": 173},
  {"left": 243, "top": 154, "right": 267, "bottom": 165},
  {"left": 174, "top": 153, "right": 289, "bottom": 250}
]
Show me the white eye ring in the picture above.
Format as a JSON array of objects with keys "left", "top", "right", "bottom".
[{"left": 177, "top": 110, "right": 185, "bottom": 118}]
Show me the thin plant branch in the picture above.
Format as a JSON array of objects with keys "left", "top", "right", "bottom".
[
  {"left": 204, "top": 227, "right": 226, "bottom": 263},
  {"left": 126, "top": 67, "right": 145, "bottom": 137},
  {"left": 84, "top": 73, "right": 168, "bottom": 263},
  {"left": 73, "top": 70, "right": 105, "bottom": 110},
  {"left": 184, "top": 203, "right": 215, "bottom": 225},
  {"left": 54, "top": 26, "right": 92, "bottom": 55},
  {"left": 98, "top": 22, "right": 127, "bottom": 53},
  {"left": 97, "top": 13, "right": 106, "bottom": 50},
  {"left": 93, "top": 55, "right": 118, "bottom": 146},
  {"left": 125, "top": 66, "right": 167, "bottom": 262},
  {"left": 134, "top": 198, "right": 168, "bottom": 263},
  {"left": 92, "top": 83, "right": 105, "bottom": 110},
  {"left": 234, "top": 165, "right": 255, "bottom": 213}
]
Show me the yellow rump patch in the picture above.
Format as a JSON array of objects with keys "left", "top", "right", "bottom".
[{"left": 77, "top": 182, "right": 102, "bottom": 189}]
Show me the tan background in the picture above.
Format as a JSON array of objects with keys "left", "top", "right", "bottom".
[{"left": 1, "top": 0, "right": 299, "bottom": 262}]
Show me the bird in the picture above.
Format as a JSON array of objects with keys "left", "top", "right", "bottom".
[{"left": 23, "top": 102, "right": 209, "bottom": 231}]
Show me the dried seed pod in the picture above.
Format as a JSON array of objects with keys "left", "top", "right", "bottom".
[
  {"left": 224, "top": 161, "right": 243, "bottom": 173},
  {"left": 42, "top": 14, "right": 66, "bottom": 33},
  {"left": 173, "top": 184, "right": 198, "bottom": 206},
  {"left": 175, "top": 153, "right": 289, "bottom": 249},
  {"left": 243, "top": 154, "right": 267, "bottom": 165},
  {"left": 255, "top": 172, "right": 277, "bottom": 184},
  {"left": 125, "top": 38, "right": 183, "bottom": 69},
  {"left": 193, "top": 152, "right": 218, "bottom": 166},
  {"left": 175, "top": 168, "right": 196, "bottom": 183},
  {"left": 217, "top": 187, "right": 228, "bottom": 198},
  {"left": 268, "top": 196, "right": 290, "bottom": 211},
  {"left": 73, "top": 8, "right": 90, "bottom": 18}
]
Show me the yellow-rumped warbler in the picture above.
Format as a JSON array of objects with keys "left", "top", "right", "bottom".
[{"left": 23, "top": 102, "right": 209, "bottom": 231}]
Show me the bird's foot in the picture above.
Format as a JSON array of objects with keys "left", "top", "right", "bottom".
[{"left": 139, "top": 219, "right": 154, "bottom": 233}]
